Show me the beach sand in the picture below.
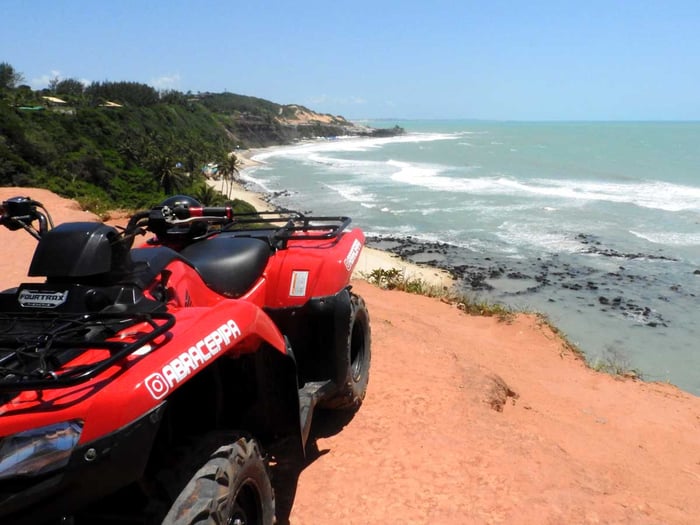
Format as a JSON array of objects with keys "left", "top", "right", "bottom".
[{"left": 2, "top": 188, "right": 698, "bottom": 524}]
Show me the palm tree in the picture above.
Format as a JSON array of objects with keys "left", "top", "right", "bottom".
[
  {"left": 149, "top": 150, "right": 188, "bottom": 196},
  {"left": 193, "top": 183, "right": 225, "bottom": 206},
  {"left": 216, "top": 152, "right": 243, "bottom": 198}
]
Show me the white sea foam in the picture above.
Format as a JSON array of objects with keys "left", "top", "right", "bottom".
[
  {"left": 508, "top": 178, "right": 700, "bottom": 212},
  {"left": 365, "top": 224, "right": 418, "bottom": 237},
  {"left": 382, "top": 204, "right": 478, "bottom": 216},
  {"left": 496, "top": 222, "right": 585, "bottom": 254},
  {"left": 365, "top": 230, "right": 483, "bottom": 250},
  {"left": 629, "top": 230, "right": 700, "bottom": 246},
  {"left": 302, "top": 154, "right": 395, "bottom": 180},
  {"left": 383, "top": 161, "right": 700, "bottom": 212},
  {"left": 251, "top": 131, "right": 464, "bottom": 163},
  {"left": 324, "top": 183, "right": 377, "bottom": 208},
  {"left": 239, "top": 172, "right": 275, "bottom": 193},
  {"left": 306, "top": 153, "right": 379, "bottom": 170},
  {"left": 387, "top": 160, "right": 489, "bottom": 191}
]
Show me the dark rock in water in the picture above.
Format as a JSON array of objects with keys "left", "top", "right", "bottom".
[
  {"left": 693, "top": 269, "right": 700, "bottom": 275},
  {"left": 363, "top": 125, "right": 406, "bottom": 138},
  {"left": 563, "top": 283, "right": 582, "bottom": 290},
  {"left": 574, "top": 234, "right": 678, "bottom": 261},
  {"left": 364, "top": 232, "right": 678, "bottom": 331}
]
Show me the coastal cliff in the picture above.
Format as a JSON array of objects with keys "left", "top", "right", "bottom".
[
  {"left": 1, "top": 82, "right": 403, "bottom": 209},
  {"left": 207, "top": 97, "right": 403, "bottom": 148},
  {"left": 1, "top": 187, "right": 698, "bottom": 524}
]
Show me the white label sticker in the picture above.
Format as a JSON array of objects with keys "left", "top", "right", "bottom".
[
  {"left": 344, "top": 239, "right": 362, "bottom": 270},
  {"left": 289, "top": 270, "right": 309, "bottom": 297},
  {"left": 145, "top": 319, "right": 241, "bottom": 400}
]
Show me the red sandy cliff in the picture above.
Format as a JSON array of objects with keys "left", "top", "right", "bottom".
[{"left": 1, "top": 188, "right": 698, "bottom": 524}]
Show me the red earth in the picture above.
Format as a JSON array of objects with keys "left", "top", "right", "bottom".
[{"left": 2, "top": 188, "right": 699, "bottom": 524}]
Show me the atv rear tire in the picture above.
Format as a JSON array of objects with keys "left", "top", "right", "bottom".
[
  {"left": 322, "top": 292, "right": 371, "bottom": 410},
  {"left": 163, "top": 434, "right": 274, "bottom": 525}
]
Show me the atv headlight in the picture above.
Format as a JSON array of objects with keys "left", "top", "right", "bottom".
[{"left": 0, "top": 420, "right": 83, "bottom": 480}]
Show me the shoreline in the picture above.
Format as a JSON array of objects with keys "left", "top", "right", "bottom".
[
  {"left": 207, "top": 148, "right": 455, "bottom": 289},
  {"left": 212, "top": 143, "right": 700, "bottom": 396}
]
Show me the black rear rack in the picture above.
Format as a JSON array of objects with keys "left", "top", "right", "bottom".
[
  {"left": 223, "top": 211, "right": 351, "bottom": 241},
  {"left": 0, "top": 312, "right": 174, "bottom": 393}
]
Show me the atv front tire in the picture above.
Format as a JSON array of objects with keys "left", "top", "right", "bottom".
[
  {"left": 323, "top": 292, "right": 371, "bottom": 410},
  {"left": 164, "top": 434, "right": 274, "bottom": 525}
]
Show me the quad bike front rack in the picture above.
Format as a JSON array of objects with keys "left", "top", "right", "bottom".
[
  {"left": 0, "top": 312, "right": 175, "bottom": 393},
  {"left": 222, "top": 211, "right": 351, "bottom": 240}
]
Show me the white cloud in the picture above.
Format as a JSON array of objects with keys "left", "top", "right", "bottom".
[
  {"left": 29, "top": 71, "right": 90, "bottom": 89},
  {"left": 151, "top": 73, "right": 181, "bottom": 90},
  {"left": 31, "top": 70, "right": 61, "bottom": 89}
]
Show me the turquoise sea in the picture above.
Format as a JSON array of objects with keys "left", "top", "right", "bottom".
[{"left": 243, "top": 121, "right": 700, "bottom": 395}]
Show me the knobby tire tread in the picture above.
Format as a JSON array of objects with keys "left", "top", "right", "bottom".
[{"left": 162, "top": 432, "right": 274, "bottom": 525}]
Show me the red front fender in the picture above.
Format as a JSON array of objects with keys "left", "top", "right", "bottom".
[{"left": 0, "top": 300, "right": 288, "bottom": 444}]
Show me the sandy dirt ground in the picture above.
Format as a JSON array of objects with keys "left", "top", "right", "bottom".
[{"left": 1, "top": 188, "right": 699, "bottom": 524}]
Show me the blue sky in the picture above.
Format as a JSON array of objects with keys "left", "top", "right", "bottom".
[{"left": 3, "top": 0, "right": 699, "bottom": 120}]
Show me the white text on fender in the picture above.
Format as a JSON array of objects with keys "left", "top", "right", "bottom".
[{"left": 145, "top": 319, "right": 241, "bottom": 399}]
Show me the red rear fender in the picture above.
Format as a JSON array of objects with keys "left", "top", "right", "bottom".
[{"left": 265, "top": 228, "right": 364, "bottom": 308}]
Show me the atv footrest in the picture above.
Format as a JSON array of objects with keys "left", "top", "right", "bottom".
[{"left": 298, "top": 380, "right": 334, "bottom": 447}]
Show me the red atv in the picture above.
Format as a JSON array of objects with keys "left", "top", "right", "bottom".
[{"left": 0, "top": 195, "right": 371, "bottom": 525}]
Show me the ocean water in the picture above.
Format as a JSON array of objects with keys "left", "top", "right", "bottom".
[{"left": 243, "top": 121, "right": 700, "bottom": 395}]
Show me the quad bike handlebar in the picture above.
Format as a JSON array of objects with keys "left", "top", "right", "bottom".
[
  {"left": 0, "top": 196, "right": 53, "bottom": 240},
  {"left": 2, "top": 196, "right": 352, "bottom": 248},
  {"left": 0, "top": 197, "right": 236, "bottom": 243}
]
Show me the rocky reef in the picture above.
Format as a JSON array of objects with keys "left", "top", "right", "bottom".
[{"left": 366, "top": 234, "right": 698, "bottom": 330}]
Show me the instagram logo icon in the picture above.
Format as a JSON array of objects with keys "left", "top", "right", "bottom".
[{"left": 145, "top": 373, "right": 170, "bottom": 399}]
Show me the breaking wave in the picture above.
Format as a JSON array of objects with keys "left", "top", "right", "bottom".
[
  {"left": 629, "top": 230, "right": 700, "bottom": 246},
  {"left": 385, "top": 160, "right": 700, "bottom": 212}
]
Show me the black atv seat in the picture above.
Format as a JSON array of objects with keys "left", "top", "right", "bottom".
[{"left": 180, "top": 236, "right": 272, "bottom": 298}]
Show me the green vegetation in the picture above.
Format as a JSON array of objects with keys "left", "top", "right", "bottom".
[
  {"left": 533, "top": 313, "right": 643, "bottom": 379},
  {"left": 590, "top": 347, "right": 642, "bottom": 379},
  {"left": 363, "top": 267, "right": 514, "bottom": 320},
  {"left": 533, "top": 313, "right": 586, "bottom": 360},
  {"left": 0, "top": 62, "right": 372, "bottom": 213}
]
